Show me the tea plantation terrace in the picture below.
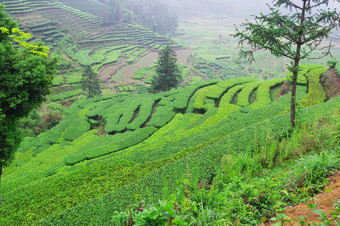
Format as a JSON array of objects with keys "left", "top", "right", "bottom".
[{"left": 1, "top": 65, "right": 339, "bottom": 224}]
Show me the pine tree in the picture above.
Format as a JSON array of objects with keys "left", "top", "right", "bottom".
[
  {"left": 233, "top": 0, "right": 340, "bottom": 127},
  {"left": 151, "top": 46, "right": 181, "bottom": 92},
  {"left": 82, "top": 66, "right": 101, "bottom": 98}
]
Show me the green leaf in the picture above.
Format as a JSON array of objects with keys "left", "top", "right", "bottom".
[
  {"left": 298, "top": 216, "right": 307, "bottom": 226},
  {"left": 0, "top": 26, "right": 9, "bottom": 33},
  {"left": 312, "top": 209, "right": 326, "bottom": 218},
  {"left": 308, "top": 203, "right": 317, "bottom": 210}
]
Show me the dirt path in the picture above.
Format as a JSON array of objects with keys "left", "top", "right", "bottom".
[{"left": 265, "top": 171, "right": 340, "bottom": 225}]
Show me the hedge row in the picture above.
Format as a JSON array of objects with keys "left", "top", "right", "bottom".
[
  {"left": 127, "top": 99, "right": 155, "bottom": 130},
  {"left": 86, "top": 95, "right": 131, "bottom": 118},
  {"left": 237, "top": 81, "right": 261, "bottom": 107},
  {"left": 207, "top": 77, "right": 256, "bottom": 100},
  {"left": 299, "top": 67, "right": 327, "bottom": 107},
  {"left": 78, "top": 37, "right": 134, "bottom": 45},
  {"left": 92, "top": 45, "right": 139, "bottom": 73},
  {"left": 52, "top": 76, "right": 64, "bottom": 86},
  {"left": 63, "top": 118, "right": 91, "bottom": 141},
  {"left": 104, "top": 98, "right": 154, "bottom": 133},
  {"left": 172, "top": 80, "right": 219, "bottom": 112},
  {"left": 126, "top": 48, "right": 148, "bottom": 64},
  {"left": 50, "top": 89, "right": 84, "bottom": 101},
  {"left": 75, "top": 48, "right": 95, "bottom": 66},
  {"left": 93, "top": 50, "right": 122, "bottom": 73},
  {"left": 64, "top": 126, "right": 158, "bottom": 166},
  {"left": 64, "top": 47, "right": 77, "bottom": 61},
  {"left": 219, "top": 84, "right": 246, "bottom": 107},
  {"left": 28, "top": 21, "right": 57, "bottom": 30},
  {"left": 90, "top": 45, "right": 128, "bottom": 63},
  {"left": 122, "top": 46, "right": 141, "bottom": 57},
  {"left": 66, "top": 75, "right": 83, "bottom": 84},
  {"left": 193, "top": 85, "right": 216, "bottom": 112},
  {"left": 286, "top": 64, "right": 325, "bottom": 85},
  {"left": 193, "top": 78, "right": 257, "bottom": 112},
  {"left": 133, "top": 66, "right": 153, "bottom": 80},
  {"left": 251, "top": 78, "right": 286, "bottom": 109},
  {"left": 31, "top": 25, "right": 58, "bottom": 33}
]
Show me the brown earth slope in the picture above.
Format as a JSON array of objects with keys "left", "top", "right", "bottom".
[
  {"left": 264, "top": 171, "right": 340, "bottom": 225},
  {"left": 284, "top": 171, "right": 340, "bottom": 225},
  {"left": 320, "top": 68, "right": 340, "bottom": 100}
]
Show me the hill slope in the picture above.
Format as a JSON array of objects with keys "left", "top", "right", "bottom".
[
  {"left": 2, "top": 0, "right": 176, "bottom": 91},
  {"left": 1, "top": 65, "right": 339, "bottom": 224}
]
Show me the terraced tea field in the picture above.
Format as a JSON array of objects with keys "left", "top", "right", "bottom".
[
  {"left": 175, "top": 16, "right": 340, "bottom": 81},
  {"left": 2, "top": 64, "right": 339, "bottom": 225},
  {"left": 2, "top": 0, "right": 182, "bottom": 97}
]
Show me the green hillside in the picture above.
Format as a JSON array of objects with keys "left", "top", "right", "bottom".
[
  {"left": 1, "top": 0, "right": 340, "bottom": 224},
  {"left": 2, "top": 0, "right": 176, "bottom": 95},
  {"left": 1, "top": 65, "right": 339, "bottom": 224}
]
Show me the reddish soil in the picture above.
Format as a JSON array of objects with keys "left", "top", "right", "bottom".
[{"left": 265, "top": 171, "right": 340, "bottom": 225}]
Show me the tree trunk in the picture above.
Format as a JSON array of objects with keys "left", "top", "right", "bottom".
[
  {"left": 0, "top": 166, "right": 2, "bottom": 205},
  {"left": 291, "top": 0, "right": 307, "bottom": 127},
  {"left": 290, "top": 61, "right": 299, "bottom": 127}
]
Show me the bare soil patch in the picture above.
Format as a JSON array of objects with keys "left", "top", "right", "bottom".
[
  {"left": 265, "top": 171, "right": 340, "bottom": 225},
  {"left": 321, "top": 68, "right": 340, "bottom": 100},
  {"left": 98, "top": 48, "right": 194, "bottom": 84},
  {"left": 98, "top": 61, "right": 125, "bottom": 82},
  {"left": 176, "top": 48, "right": 194, "bottom": 65},
  {"left": 114, "top": 52, "right": 158, "bottom": 82}
]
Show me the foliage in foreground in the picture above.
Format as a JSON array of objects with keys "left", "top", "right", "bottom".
[
  {"left": 111, "top": 113, "right": 340, "bottom": 225},
  {"left": 0, "top": 3, "right": 55, "bottom": 204}
]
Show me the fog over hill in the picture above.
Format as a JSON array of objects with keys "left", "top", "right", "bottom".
[
  {"left": 47, "top": 0, "right": 339, "bottom": 31},
  {"left": 165, "top": 0, "right": 270, "bottom": 17},
  {"left": 166, "top": 0, "right": 339, "bottom": 18}
]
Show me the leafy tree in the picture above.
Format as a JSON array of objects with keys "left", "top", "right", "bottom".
[
  {"left": 0, "top": 4, "right": 56, "bottom": 204},
  {"left": 151, "top": 46, "right": 181, "bottom": 92},
  {"left": 105, "top": 0, "right": 123, "bottom": 25},
  {"left": 233, "top": 0, "right": 340, "bottom": 127},
  {"left": 82, "top": 66, "right": 101, "bottom": 98}
]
